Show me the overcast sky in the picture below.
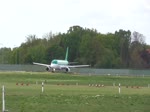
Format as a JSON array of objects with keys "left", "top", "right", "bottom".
[{"left": 0, "top": 0, "right": 150, "bottom": 48}]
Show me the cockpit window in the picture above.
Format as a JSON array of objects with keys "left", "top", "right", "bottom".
[{"left": 51, "top": 60, "right": 57, "bottom": 64}]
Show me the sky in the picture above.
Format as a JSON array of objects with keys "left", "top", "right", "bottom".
[{"left": 0, "top": 0, "right": 150, "bottom": 48}]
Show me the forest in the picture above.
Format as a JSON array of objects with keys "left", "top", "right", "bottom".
[{"left": 0, "top": 25, "right": 150, "bottom": 69}]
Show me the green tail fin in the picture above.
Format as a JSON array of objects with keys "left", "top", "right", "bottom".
[{"left": 65, "top": 47, "right": 69, "bottom": 60}]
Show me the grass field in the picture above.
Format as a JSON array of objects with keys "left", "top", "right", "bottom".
[{"left": 0, "top": 72, "right": 150, "bottom": 112}]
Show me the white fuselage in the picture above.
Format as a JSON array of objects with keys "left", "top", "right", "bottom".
[{"left": 50, "top": 59, "right": 68, "bottom": 71}]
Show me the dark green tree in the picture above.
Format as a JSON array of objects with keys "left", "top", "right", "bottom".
[{"left": 115, "top": 30, "right": 131, "bottom": 68}]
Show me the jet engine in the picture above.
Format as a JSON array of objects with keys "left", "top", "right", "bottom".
[
  {"left": 65, "top": 67, "right": 70, "bottom": 72},
  {"left": 46, "top": 67, "right": 51, "bottom": 71}
]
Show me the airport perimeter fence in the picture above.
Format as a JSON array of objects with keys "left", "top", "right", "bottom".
[{"left": 0, "top": 64, "right": 150, "bottom": 76}]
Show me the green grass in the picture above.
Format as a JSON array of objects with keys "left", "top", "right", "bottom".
[{"left": 0, "top": 72, "right": 150, "bottom": 112}]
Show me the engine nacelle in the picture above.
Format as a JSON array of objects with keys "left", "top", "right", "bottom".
[
  {"left": 46, "top": 67, "right": 50, "bottom": 71},
  {"left": 65, "top": 67, "right": 70, "bottom": 72}
]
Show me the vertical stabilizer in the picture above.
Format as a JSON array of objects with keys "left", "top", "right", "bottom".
[{"left": 65, "top": 47, "right": 69, "bottom": 60}]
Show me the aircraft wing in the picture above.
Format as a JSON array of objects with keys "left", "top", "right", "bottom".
[
  {"left": 59, "top": 65, "right": 90, "bottom": 72},
  {"left": 33, "top": 62, "right": 51, "bottom": 67},
  {"left": 66, "top": 65, "right": 90, "bottom": 68}
]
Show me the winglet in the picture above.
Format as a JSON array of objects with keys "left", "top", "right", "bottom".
[{"left": 65, "top": 47, "right": 69, "bottom": 60}]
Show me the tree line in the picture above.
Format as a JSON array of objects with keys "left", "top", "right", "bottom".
[{"left": 0, "top": 25, "right": 150, "bottom": 68}]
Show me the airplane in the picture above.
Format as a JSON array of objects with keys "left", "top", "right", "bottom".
[{"left": 33, "top": 47, "right": 90, "bottom": 72}]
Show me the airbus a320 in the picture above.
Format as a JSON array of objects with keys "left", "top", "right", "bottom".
[{"left": 33, "top": 47, "right": 90, "bottom": 72}]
